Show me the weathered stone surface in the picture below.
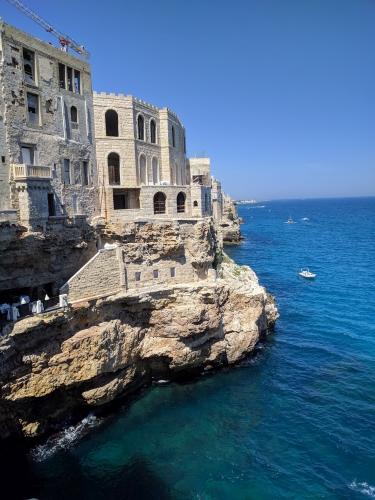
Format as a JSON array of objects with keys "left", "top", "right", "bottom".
[{"left": 0, "top": 221, "right": 97, "bottom": 292}]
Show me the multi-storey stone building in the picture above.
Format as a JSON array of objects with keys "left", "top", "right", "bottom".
[
  {"left": 0, "top": 22, "right": 98, "bottom": 229},
  {"left": 93, "top": 92, "right": 211, "bottom": 223}
]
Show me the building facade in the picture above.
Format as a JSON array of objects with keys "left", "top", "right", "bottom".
[
  {"left": 93, "top": 92, "right": 211, "bottom": 223},
  {"left": 0, "top": 22, "right": 98, "bottom": 229}
]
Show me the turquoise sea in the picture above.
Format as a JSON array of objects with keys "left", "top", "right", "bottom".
[{"left": 2, "top": 197, "right": 375, "bottom": 499}]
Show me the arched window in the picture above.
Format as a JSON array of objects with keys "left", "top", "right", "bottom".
[
  {"left": 70, "top": 106, "right": 78, "bottom": 123},
  {"left": 108, "top": 152, "right": 120, "bottom": 185},
  {"left": 171, "top": 126, "right": 175, "bottom": 147},
  {"left": 139, "top": 155, "right": 147, "bottom": 185},
  {"left": 177, "top": 192, "right": 186, "bottom": 213},
  {"left": 154, "top": 192, "right": 166, "bottom": 214},
  {"left": 105, "top": 110, "right": 118, "bottom": 137},
  {"left": 152, "top": 157, "right": 159, "bottom": 184},
  {"left": 137, "top": 114, "right": 144, "bottom": 140},
  {"left": 150, "top": 119, "right": 156, "bottom": 144},
  {"left": 193, "top": 200, "right": 198, "bottom": 207}
]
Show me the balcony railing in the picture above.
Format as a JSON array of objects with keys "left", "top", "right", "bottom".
[{"left": 13, "top": 164, "right": 52, "bottom": 180}]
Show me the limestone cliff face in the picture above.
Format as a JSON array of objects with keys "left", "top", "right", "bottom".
[
  {"left": 0, "top": 257, "right": 277, "bottom": 440},
  {"left": 0, "top": 220, "right": 97, "bottom": 292},
  {"left": 220, "top": 200, "right": 243, "bottom": 244}
]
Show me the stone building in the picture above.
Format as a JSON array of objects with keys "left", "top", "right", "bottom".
[
  {"left": 0, "top": 22, "right": 98, "bottom": 229},
  {"left": 93, "top": 92, "right": 211, "bottom": 223},
  {"left": 211, "top": 177, "right": 223, "bottom": 223}
]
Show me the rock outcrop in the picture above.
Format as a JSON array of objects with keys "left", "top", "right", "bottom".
[
  {"left": 0, "top": 256, "right": 277, "bottom": 440},
  {"left": 0, "top": 219, "right": 97, "bottom": 292},
  {"left": 221, "top": 198, "right": 243, "bottom": 244}
]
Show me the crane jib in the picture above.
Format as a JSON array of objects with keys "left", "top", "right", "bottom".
[{"left": 4, "top": 0, "right": 90, "bottom": 59}]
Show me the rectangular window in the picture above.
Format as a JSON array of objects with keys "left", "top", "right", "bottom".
[
  {"left": 1, "top": 156, "right": 5, "bottom": 163},
  {"left": 135, "top": 271, "right": 141, "bottom": 282},
  {"left": 58, "top": 63, "right": 66, "bottom": 89},
  {"left": 67, "top": 66, "right": 73, "bottom": 92},
  {"left": 74, "top": 69, "right": 81, "bottom": 93},
  {"left": 21, "top": 146, "right": 34, "bottom": 165},
  {"left": 27, "top": 92, "right": 39, "bottom": 124},
  {"left": 73, "top": 163, "right": 81, "bottom": 184},
  {"left": 47, "top": 193, "right": 56, "bottom": 216},
  {"left": 153, "top": 269, "right": 159, "bottom": 279},
  {"left": 63, "top": 159, "right": 71, "bottom": 184},
  {"left": 23, "top": 48, "right": 35, "bottom": 84},
  {"left": 82, "top": 161, "right": 89, "bottom": 186},
  {"left": 170, "top": 267, "right": 176, "bottom": 278}
]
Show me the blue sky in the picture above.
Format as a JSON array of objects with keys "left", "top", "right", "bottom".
[{"left": 2, "top": 0, "right": 374, "bottom": 200}]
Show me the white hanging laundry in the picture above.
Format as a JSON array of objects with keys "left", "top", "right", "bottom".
[
  {"left": 59, "top": 294, "right": 68, "bottom": 308},
  {"left": 44, "top": 294, "right": 50, "bottom": 301},
  {"left": 7, "top": 306, "right": 20, "bottom": 321},
  {"left": 0, "top": 303, "right": 11, "bottom": 314},
  {"left": 19, "top": 295, "right": 30, "bottom": 305},
  {"left": 35, "top": 300, "right": 44, "bottom": 314}
]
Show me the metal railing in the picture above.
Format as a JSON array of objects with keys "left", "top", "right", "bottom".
[{"left": 13, "top": 164, "right": 52, "bottom": 179}]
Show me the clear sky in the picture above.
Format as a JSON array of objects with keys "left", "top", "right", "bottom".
[{"left": 2, "top": 0, "right": 374, "bottom": 200}]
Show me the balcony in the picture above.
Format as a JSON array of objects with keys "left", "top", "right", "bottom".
[{"left": 13, "top": 164, "right": 52, "bottom": 180}]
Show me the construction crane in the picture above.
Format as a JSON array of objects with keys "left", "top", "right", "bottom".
[{"left": 5, "top": 0, "right": 90, "bottom": 58}]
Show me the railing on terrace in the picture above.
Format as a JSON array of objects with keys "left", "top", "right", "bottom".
[{"left": 13, "top": 164, "right": 52, "bottom": 180}]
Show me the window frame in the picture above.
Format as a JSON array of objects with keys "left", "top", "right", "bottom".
[
  {"left": 63, "top": 158, "right": 71, "bottom": 185},
  {"left": 26, "top": 92, "right": 40, "bottom": 126},
  {"left": 22, "top": 47, "right": 36, "bottom": 85},
  {"left": 137, "top": 114, "right": 145, "bottom": 141},
  {"left": 58, "top": 63, "right": 82, "bottom": 94},
  {"left": 105, "top": 109, "right": 119, "bottom": 137},
  {"left": 150, "top": 119, "right": 157, "bottom": 144}
]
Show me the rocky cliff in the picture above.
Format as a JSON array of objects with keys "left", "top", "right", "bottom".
[
  {"left": 0, "top": 255, "right": 277, "bottom": 440},
  {"left": 221, "top": 199, "right": 243, "bottom": 244},
  {"left": 0, "top": 219, "right": 97, "bottom": 293}
]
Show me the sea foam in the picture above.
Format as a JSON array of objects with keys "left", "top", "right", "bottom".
[{"left": 30, "top": 415, "right": 101, "bottom": 462}]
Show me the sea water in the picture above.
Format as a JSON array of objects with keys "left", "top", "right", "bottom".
[{"left": 3, "top": 197, "right": 375, "bottom": 499}]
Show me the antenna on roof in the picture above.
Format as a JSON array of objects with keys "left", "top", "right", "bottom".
[{"left": 5, "top": 0, "right": 90, "bottom": 58}]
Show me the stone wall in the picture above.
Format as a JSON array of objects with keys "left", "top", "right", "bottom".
[
  {"left": 61, "top": 247, "right": 122, "bottom": 302},
  {"left": 59, "top": 219, "right": 217, "bottom": 303}
]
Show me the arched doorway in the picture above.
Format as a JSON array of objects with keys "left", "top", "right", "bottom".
[
  {"left": 153, "top": 192, "right": 166, "bottom": 214},
  {"left": 177, "top": 192, "right": 186, "bottom": 213}
]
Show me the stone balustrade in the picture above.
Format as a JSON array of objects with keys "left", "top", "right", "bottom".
[{"left": 13, "top": 164, "right": 52, "bottom": 180}]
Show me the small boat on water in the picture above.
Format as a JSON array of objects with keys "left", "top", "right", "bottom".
[
  {"left": 299, "top": 268, "right": 316, "bottom": 279},
  {"left": 285, "top": 217, "right": 295, "bottom": 224},
  {"left": 301, "top": 217, "right": 309, "bottom": 221}
]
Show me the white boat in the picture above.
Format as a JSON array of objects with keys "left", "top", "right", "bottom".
[
  {"left": 285, "top": 217, "right": 295, "bottom": 224},
  {"left": 301, "top": 217, "right": 309, "bottom": 221},
  {"left": 299, "top": 268, "right": 316, "bottom": 279}
]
